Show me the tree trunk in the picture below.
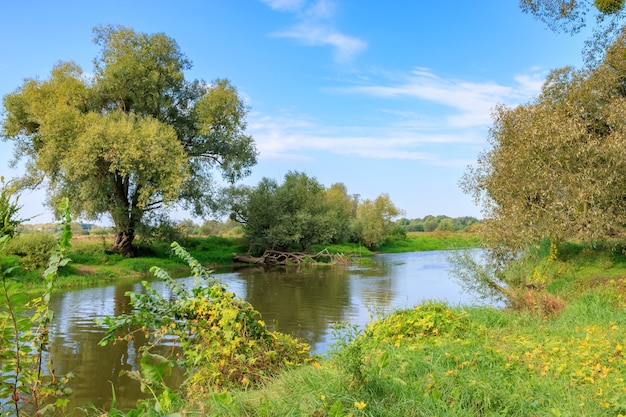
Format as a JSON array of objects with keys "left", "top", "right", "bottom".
[{"left": 111, "top": 229, "right": 137, "bottom": 257}]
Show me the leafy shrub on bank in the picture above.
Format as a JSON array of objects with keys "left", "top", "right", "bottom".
[
  {"left": 98, "top": 242, "right": 311, "bottom": 408},
  {"left": 5, "top": 232, "right": 57, "bottom": 271}
]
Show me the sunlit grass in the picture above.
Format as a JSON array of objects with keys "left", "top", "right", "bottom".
[
  {"left": 376, "top": 231, "right": 482, "bottom": 253},
  {"left": 191, "top": 280, "right": 626, "bottom": 416},
  {"left": 42, "top": 234, "right": 626, "bottom": 415}
]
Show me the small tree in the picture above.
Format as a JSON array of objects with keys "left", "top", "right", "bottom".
[
  {"left": 352, "top": 194, "right": 403, "bottom": 248},
  {"left": 243, "top": 172, "right": 334, "bottom": 251},
  {"left": 227, "top": 173, "right": 358, "bottom": 252},
  {"left": 324, "top": 183, "right": 359, "bottom": 243}
]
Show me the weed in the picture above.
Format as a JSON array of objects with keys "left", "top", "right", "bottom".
[{"left": 96, "top": 242, "right": 311, "bottom": 414}]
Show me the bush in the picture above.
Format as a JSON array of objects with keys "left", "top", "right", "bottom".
[
  {"left": 98, "top": 242, "right": 311, "bottom": 403},
  {"left": 5, "top": 232, "right": 57, "bottom": 271}
]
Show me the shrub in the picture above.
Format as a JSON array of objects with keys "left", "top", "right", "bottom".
[
  {"left": 98, "top": 242, "right": 311, "bottom": 403},
  {"left": 508, "top": 289, "right": 566, "bottom": 317},
  {"left": 5, "top": 232, "right": 57, "bottom": 271}
]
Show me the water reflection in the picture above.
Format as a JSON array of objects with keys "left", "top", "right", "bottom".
[
  {"left": 241, "top": 265, "right": 353, "bottom": 348},
  {"left": 45, "top": 249, "right": 479, "bottom": 413},
  {"left": 48, "top": 283, "right": 149, "bottom": 412}
]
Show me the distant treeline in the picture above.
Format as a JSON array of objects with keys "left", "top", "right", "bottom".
[
  {"left": 18, "top": 215, "right": 481, "bottom": 240},
  {"left": 395, "top": 215, "right": 481, "bottom": 233}
]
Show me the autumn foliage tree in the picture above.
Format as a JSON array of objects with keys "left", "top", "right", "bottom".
[
  {"left": 1, "top": 25, "right": 256, "bottom": 256},
  {"left": 352, "top": 194, "right": 403, "bottom": 248},
  {"left": 462, "top": 31, "right": 626, "bottom": 266}
]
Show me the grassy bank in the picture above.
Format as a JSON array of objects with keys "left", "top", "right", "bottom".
[
  {"left": 194, "top": 295, "right": 626, "bottom": 416},
  {"left": 13, "top": 231, "right": 626, "bottom": 415},
  {"left": 376, "top": 231, "right": 482, "bottom": 253},
  {"left": 10, "top": 235, "right": 250, "bottom": 290},
  {"left": 12, "top": 231, "right": 480, "bottom": 290},
  {"left": 179, "top": 242, "right": 626, "bottom": 416},
  {"left": 311, "top": 231, "right": 482, "bottom": 256}
]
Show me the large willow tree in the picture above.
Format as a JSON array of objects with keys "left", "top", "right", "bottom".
[
  {"left": 462, "top": 31, "right": 626, "bottom": 264},
  {"left": 1, "top": 25, "right": 256, "bottom": 256}
]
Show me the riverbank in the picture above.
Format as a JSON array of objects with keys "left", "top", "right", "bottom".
[
  {"left": 13, "top": 231, "right": 481, "bottom": 291},
  {"left": 175, "top": 242, "right": 626, "bottom": 416},
  {"left": 12, "top": 232, "right": 626, "bottom": 415}
]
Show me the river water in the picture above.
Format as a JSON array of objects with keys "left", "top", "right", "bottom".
[{"left": 45, "top": 250, "right": 480, "bottom": 413}]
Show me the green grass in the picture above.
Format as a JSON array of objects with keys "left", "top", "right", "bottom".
[
  {"left": 9, "top": 235, "right": 250, "bottom": 291},
  {"left": 189, "top": 287, "right": 626, "bottom": 416},
  {"left": 310, "top": 242, "right": 375, "bottom": 257},
  {"left": 167, "top": 239, "right": 626, "bottom": 416},
  {"left": 180, "top": 235, "right": 250, "bottom": 265},
  {"left": 375, "top": 232, "right": 482, "bottom": 253}
]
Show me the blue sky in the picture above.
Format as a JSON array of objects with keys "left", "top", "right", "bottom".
[{"left": 0, "top": 1, "right": 591, "bottom": 224}]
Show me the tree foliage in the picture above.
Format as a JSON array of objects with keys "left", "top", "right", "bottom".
[
  {"left": 462, "top": 31, "right": 626, "bottom": 274},
  {"left": 397, "top": 215, "right": 481, "bottom": 233},
  {"left": 0, "top": 178, "right": 25, "bottom": 238},
  {"left": 520, "top": 0, "right": 626, "bottom": 65},
  {"left": 352, "top": 194, "right": 403, "bottom": 248},
  {"left": 226, "top": 171, "right": 402, "bottom": 251},
  {"left": 237, "top": 172, "right": 353, "bottom": 251},
  {"left": 1, "top": 25, "right": 256, "bottom": 256}
]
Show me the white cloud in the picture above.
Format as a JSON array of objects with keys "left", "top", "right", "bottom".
[
  {"left": 274, "top": 23, "right": 366, "bottom": 63},
  {"left": 306, "top": 0, "right": 335, "bottom": 19},
  {"left": 245, "top": 67, "right": 546, "bottom": 166},
  {"left": 342, "top": 67, "right": 546, "bottom": 128},
  {"left": 261, "top": 0, "right": 367, "bottom": 63},
  {"left": 247, "top": 112, "right": 483, "bottom": 168}
]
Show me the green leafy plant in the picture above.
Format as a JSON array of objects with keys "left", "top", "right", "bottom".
[
  {"left": 98, "top": 242, "right": 311, "bottom": 412},
  {"left": 0, "top": 198, "right": 73, "bottom": 416},
  {"left": 362, "top": 302, "right": 470, "bottom": 347},
  {"left": 0, "top": 177, "right": 26, "bottom": 238},
  {"left": 4, "top": 232, "right": 58, "bottom": 271},
  {"left": 328, "top": 322, "right": 366, "bottom": 387}
]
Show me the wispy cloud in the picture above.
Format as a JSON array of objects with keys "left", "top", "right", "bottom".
[
  {"left": 247, "top": 112, "right": 484, "bottom": 167},
  {"left": 246, "top": 67, "right": 547, "bottom": 167},
  {"left": 260, "top": 0, "right": 367, "bottom": 63},
  {"left": 261, "top": 0, "right": 305, "bottom": 12},
  {"left": 342, "top": 67, "right": 547, "bottom": 128}
]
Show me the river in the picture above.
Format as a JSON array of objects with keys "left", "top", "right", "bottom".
[{"left": 45, "top": 249, "right": 480, "bottom": 413}]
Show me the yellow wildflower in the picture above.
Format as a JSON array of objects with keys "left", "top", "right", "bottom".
[{"left": 354, "top": 401, "right": 367, "bottom": 410}]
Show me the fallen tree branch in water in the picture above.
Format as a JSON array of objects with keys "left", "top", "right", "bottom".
[{"left": 233, "top": 248, "right": 351, "bottom": 266}]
